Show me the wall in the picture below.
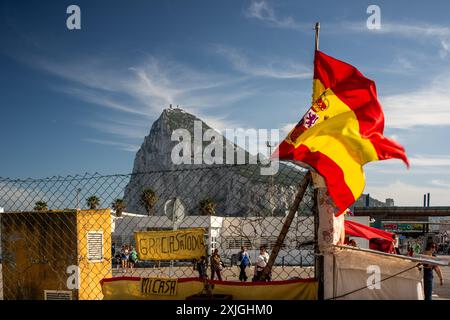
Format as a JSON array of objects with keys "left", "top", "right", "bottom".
[
  {"left": 76, "top": 209, "right": 112, "bottom": 300},
  {"left": 1, "top": 211, "right": 78, "bottom": 299}
]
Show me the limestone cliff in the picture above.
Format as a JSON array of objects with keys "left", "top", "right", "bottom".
[{"left": 123, "top": 108, "right": 311, "bottom": 217}]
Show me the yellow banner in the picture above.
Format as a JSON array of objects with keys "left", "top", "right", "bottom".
[
  {"left": 135, "top": 228, "right": 206, "bottom": 260},
  {"left": 102, "top": 278, "right": 318, "bottom": 300},
  {"left": 141, "top": 278, "right": 178, "bottom": 296}
]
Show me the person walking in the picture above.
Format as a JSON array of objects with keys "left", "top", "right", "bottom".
[
  {"left": 253, "top": 246, "right": 270, "bottom": 282},
  {"left": 129, "top": 246, "right": 138, "bottom": 272},
  {"left": 392, "top": 234, "right": 401, "bottom": 254},
  {"left": 422, "top": 242, "right": 444, "bottom": 300},
  {"left": 407, "top": 246, "right": 414, "bottom": 257},
  {"left": 210, "top": 249, "right": 223, "bottom": 281},
  {"left": 237, "top": 246, "right": 251, "bottom": 282},
  {"left": 121, "top": 245, "right": 130, "bottom": 273},
  {"left": 194, "top": 256, "right": 208, "bottom": 279}
]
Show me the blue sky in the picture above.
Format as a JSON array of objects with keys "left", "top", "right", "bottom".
[{"left": 1, "top": 0, "right": 450, "bottom": 206}]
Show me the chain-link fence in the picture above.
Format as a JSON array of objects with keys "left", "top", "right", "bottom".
[{"left": 0, "top": 163, "right": 316, "bottom": 300}]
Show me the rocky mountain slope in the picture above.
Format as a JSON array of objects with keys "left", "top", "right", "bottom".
[{"left": 123, "top": 108, "right": 311, "bottom": 217}]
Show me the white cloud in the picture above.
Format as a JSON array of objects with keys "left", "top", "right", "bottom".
[
  {"left": 377, "top": 55, "right": 417, "bottom": 75},
  {"left": 83, "top": 119, "right": 149, "bottom": 140},
  {"left": 365, "top": 156, "right": 450, "bottom": 176},
  {"left": 279, "top": 122, "right": 296, "bottom": 138},
  {"left": 380, "top": 23, "right": 450, "bottom": 38},
  {"left": 28, "top": 54, "right": 259, "bottom": 151},
  {"left": 341, "top": 21, "right": 450, "bottom": 38},
  {"left": 0, "top": 182, "right": 46, "bottom": 211},
  {"left": 41, "top": 56, "right": 248, "bottom": 114},
  {"left": 440, "top": 39, "right": 450, "bottom": 59},
  {"left": 340, "top": 21, "right": 450, "bottom": 61},
  {"left": 366, "top": 180, "right": 450, "bottom": 206},
  {"left": 409, "top": 155, "right": 450, "bottom": 167},
  {"left": 214, "top": 45, "right": 311, "bottom": 79},
  {"left": 431, "top": 179, "right": 450, "bottom": 188},
  {"left": 381, "top": 73, "right": 450, "bottom": 128},
  {"left": 244, "top": 0, "right": 308, "bottom": 31},
  {"left": 366, "top": 154, "right": 450, "bottom": 169},
  {"left": 84, "top": 138, "right": 139, "bottom": 152}
]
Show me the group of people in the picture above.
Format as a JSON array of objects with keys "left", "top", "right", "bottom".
[
  {"left": 234, "top": 245, "right": 271, "bottom": 282},
  {"left": 193, "top": 249, "right": 225, "bottom": 281},
  {"left": 193, "top": 246, "right": 271, "bottom": 282},
  {"left": 112, "top": 243, "right": 139, "bottom": 273}
]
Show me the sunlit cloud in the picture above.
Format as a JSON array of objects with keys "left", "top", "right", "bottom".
[
  {"left": 84, "top": 138, "right": 139, "bottom": 152},
  {"left": 214, "top": 45, "right": 311, "bottom": 79},
  {"left": 366, "top": 180, "right": 450, "bottom": 206},
  {"left": 244, "top": 0, "right": 309, "bottom": 31},
  {"left": 431, "top": 179, "right": 450, "bottom": 188},
  {"left": 381, "top": 73, "right": 450, "bottom": 128},
  {"left": 26, "top": 54, "right": 259, "bottom": 151}
]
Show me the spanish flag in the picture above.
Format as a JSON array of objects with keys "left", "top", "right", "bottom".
[{"left": 275, "top": 50, "right": 409, "bottom": 216}]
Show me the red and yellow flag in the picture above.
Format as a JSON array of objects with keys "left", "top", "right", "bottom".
[{"left": 274, "top": 50, "right": 409, "bottom": 216}]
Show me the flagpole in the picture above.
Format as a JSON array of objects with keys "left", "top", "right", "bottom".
[
  {"left": 313, "top": 21, "right": 325, "bottom": 300},
  {"left": 314, "top": 22, "right": 320, "bottom": 51},
  {"left": 312, "top": 22, "right": 320, "bottom": 107},
  {"left": 260, "top": 24, "right": 321, "bottom": 282}
]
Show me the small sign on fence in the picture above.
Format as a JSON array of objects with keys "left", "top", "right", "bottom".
[
  {"left": 135, "top": 228, "right": 206, "bottom": 260},
  {"left": 140, "top": 277, "right": 178, "bottom": 296}
]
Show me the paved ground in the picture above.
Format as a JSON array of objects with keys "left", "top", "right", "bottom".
[
  {"left": 1, "top": 258, "right": 449, "bottom": 299},
  {"left": 112, "top": 258, "right": 450, "bottom": 300},
  {"left": 432, "top": 256, "right": 450, "bottom": 300},
  {"left": 112, "top": 265, "right": 315, "bottom": 281}
]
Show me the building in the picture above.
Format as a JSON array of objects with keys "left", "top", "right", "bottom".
[
  {"left": 1, "top": 209, "right": 112, "bottom": 300},
  {"left": 354, "top": 206, "right": 450, "bottom": 253}
]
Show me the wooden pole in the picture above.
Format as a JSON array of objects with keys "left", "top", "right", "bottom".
[{"left": 261, "top": 171, "right": 311, "bottom": 280}]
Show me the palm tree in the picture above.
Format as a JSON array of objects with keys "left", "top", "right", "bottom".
[
  {"left": 140, "top": 188, "right": 158, "bottom": 215},
  {"left": 199, "top": 198, "right": 216, "bottom": 216},
  {"left": 34, "top": 201, "right": 48, "bottom": 212},
  {"left": 86, "top": 195, "right": 100, "bottom": 210},
  {"left": 112, "top": 198, "right": 126, "bottom": 217}
]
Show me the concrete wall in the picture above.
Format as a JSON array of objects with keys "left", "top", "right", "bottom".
[
  {"left": 1, "top": 211, "right": 78, "bottom": 300},
  {"left": 1, "top": 209, "right": 112, "bottom": 300}
]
